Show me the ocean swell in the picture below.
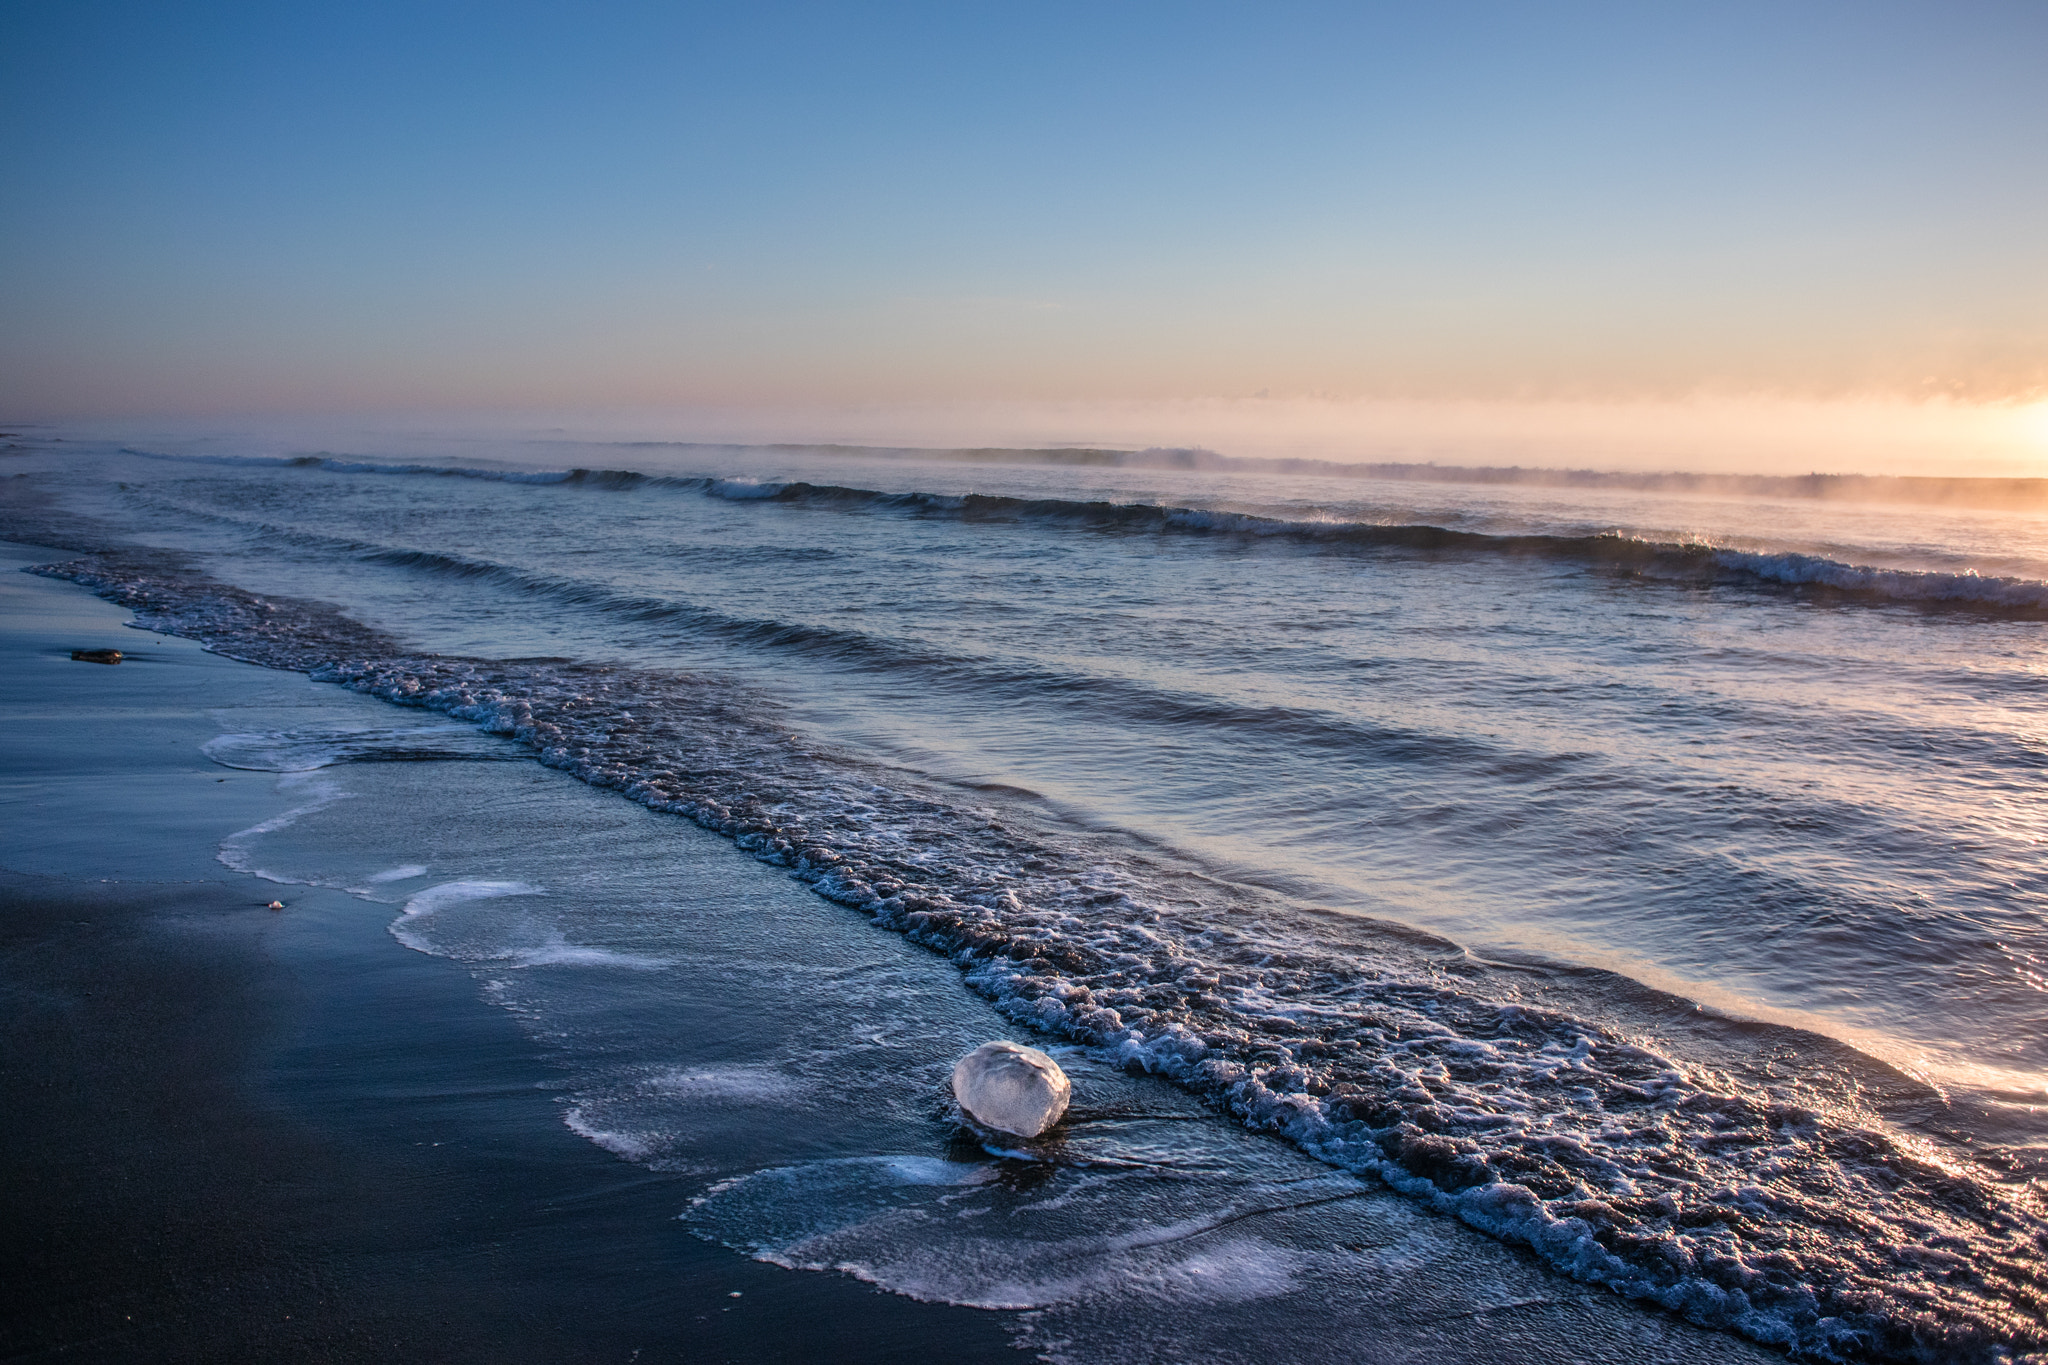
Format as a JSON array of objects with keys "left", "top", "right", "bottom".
[
  {"left": 24, "top": 551, "right": 2048, "bottom": 1364},
  {"left": 122, "top": 448, "right": 2048, "bottom": 615},
  {"left": 709, "top": 479, "right": 2048, "bottom": 614}
]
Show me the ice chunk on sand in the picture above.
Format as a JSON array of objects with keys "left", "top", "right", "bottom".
[{"left": 951, "top": 1041, "right": 1072, "bottom": 1138}]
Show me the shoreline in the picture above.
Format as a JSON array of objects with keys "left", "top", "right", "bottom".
[{"left": 0, "top": 544, "right": 1023, "bottom": 1362}]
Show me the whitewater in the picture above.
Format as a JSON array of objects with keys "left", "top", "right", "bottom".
[{"left": 5, "top": 430, "right": 2047, "bottom": 1362}]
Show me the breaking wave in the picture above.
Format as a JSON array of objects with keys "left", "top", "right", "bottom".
[{"left": 121, "top": 448, "right": 2048, "bottom": 615}]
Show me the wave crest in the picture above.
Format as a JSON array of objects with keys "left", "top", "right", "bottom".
[{"left": 120, "top": 448, "right": 2048, "bottom": 615}]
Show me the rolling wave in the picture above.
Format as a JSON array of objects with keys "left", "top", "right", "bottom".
[
  {"left": 127, "top": 497, "right": 2033, "bottom": 778},
  {"left": 116, "top": 490, "right": 2048, "bottom": 811},
  {"left": 120, "top": 448, "right": 2048, "bottom": 615}
]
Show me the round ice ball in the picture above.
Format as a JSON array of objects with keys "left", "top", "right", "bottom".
[{"left": 951, "top": 1041, "right": 1072, "bottom": 1138}]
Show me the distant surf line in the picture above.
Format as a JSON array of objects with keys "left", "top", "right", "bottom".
[
  {"left": 119, "top": 448, "right": 2048, "bottom": 616},
  {"left": 123, "top": 440, "right": 2048, "bottom": 508}
]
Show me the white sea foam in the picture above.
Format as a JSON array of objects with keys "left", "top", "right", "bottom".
[
  {"left": 400, "top": 879, "right": 542, "bottom": 916},
  {"left": 204, "top": 730, "right": 346, "bottom": 771},
  {"left": 387, "top": 882, "right": 665, "bottom": 968},
  {"left": 389, "top": 879, "right": 544, "bottom": 954},
  {"left": 502, "top": 935, "right": 669, "bottom": 969},
  {"left": 691, "top": 1156, "right": 1317, "bottom": 1311},
  {"left": 646, "top": 1066, "right": 806, "bottom": 1102},
  {"left": 366, "top": 863, "right": 428, "bottom": 883},
  {"left": 563, "top": 1107, "right": 665, "bottom": 1161},
  {"left": 216, "top": 774, "right": 353, "bottom": 882}
]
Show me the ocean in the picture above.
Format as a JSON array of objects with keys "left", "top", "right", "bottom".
[{"left": 5, "top": 430, "right": 2046, "bottom": 1362}]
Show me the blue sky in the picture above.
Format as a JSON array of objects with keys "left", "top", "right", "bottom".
[{"left": 3, "top": 0, "right": 2045, "bottom": 428}]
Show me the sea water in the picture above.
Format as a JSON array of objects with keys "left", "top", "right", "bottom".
[{"left": 5, "top": 430, "right": 2047, "bottom": 1361}]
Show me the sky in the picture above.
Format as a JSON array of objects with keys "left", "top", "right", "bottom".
[{"left": 3, "top": 1, "right": 2046, "bottom": 471}]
